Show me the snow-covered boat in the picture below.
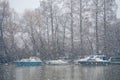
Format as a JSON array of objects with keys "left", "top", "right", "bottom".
[
  {"left": 78, "top": 55, "right": 110, "bottom": 65},
  {"left": 14, "top": 57, "right": 42, "bottom": 66},
  {"left": 45, "top": 59, "right": 68, "bottom": 65},
  {"left": 109, "top": 56, "right": 120, "bottom": 65},
  {"left": 74, "top": 56, "right": 91, "bottom": 64}
]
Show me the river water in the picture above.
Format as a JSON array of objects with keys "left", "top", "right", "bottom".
[{"left": 0, "top": 64, "right": 120, "bottom": 80}]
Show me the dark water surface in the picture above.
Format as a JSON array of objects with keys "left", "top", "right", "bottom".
[{"left": 0, "top": 64, "right": 120, "bottom": 80}]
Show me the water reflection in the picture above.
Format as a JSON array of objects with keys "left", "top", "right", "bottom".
[
  {"left": 15, "top": 66, "right": 42, "bottom": 80},
  {"left": 0, "top": 64, "right": 120, "bottom": 80},
  {"left": 0, "top": 66, "right": 4, "bottom": 80}
]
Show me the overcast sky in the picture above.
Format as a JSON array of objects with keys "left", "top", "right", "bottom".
[
  {"left": 9, "top": 0, "right": 120, "bottom": 18},
  {"left": 9, "top": 0, "right": 40, "bottom": 13}
]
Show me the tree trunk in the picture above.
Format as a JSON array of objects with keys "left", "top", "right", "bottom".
[
  {"left": 63, "top": 20, "right": 67, "bottom": 56},
  {"left": 70, "top": 0, "right": 74, "bottom": 59},
  {"left": 50, "top": 0, "right": 55, "bottom": 59},
  {"left": 103, "top": 0, "right": 107, "bottom": 54},
  {"left": 79, "top": 0, "right": 83, "bottom": 56},
  {"left": 95, "top": 0, "right": 99, "bottom": 54}
]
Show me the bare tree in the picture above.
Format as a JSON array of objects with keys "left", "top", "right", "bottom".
[
  {"left": 95, "top": 0, "right": 99, "bottom": 54},
  {"left": 79, "top": 0, "right": 83, "bottom": 55},
  {"left": 49, "top": 0, "right": 55, "bottom": 59},
  {"left": 0, "top": 0, "right": 11, "bottom": 62},
  {"left": 103, "top": 0, "right": 107, "bottom": 54},
  {"left": 70, "top": 0, "right": 74, "bottom": 59}
]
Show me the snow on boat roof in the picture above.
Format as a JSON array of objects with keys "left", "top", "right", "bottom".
[{"left": 18, "top": 57, "right": 42, "bottom": 62}]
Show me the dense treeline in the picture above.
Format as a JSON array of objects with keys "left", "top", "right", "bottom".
[{"left": 0, "top": 0, "right": 119, "bottom": 60}]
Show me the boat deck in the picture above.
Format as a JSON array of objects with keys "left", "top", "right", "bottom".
[
  {"left": 15, "top": 62, "right": 42, "bottom": 66},
  {"left": 78, "top": 61, "right": 110, "bottom": 66}
]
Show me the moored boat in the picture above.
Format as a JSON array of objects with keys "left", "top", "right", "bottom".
[
  {"left": 109, "top": 56, "right": 120, "bottom": 65},
  {"left": 78, "top": 55, "right": 110, "bottom": 65},
  {"left": 45, "top": 59, "right": 68, "bottom": 65},
  {"left": 14, "top": 57, "right": 42, "bottom": 66}
]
